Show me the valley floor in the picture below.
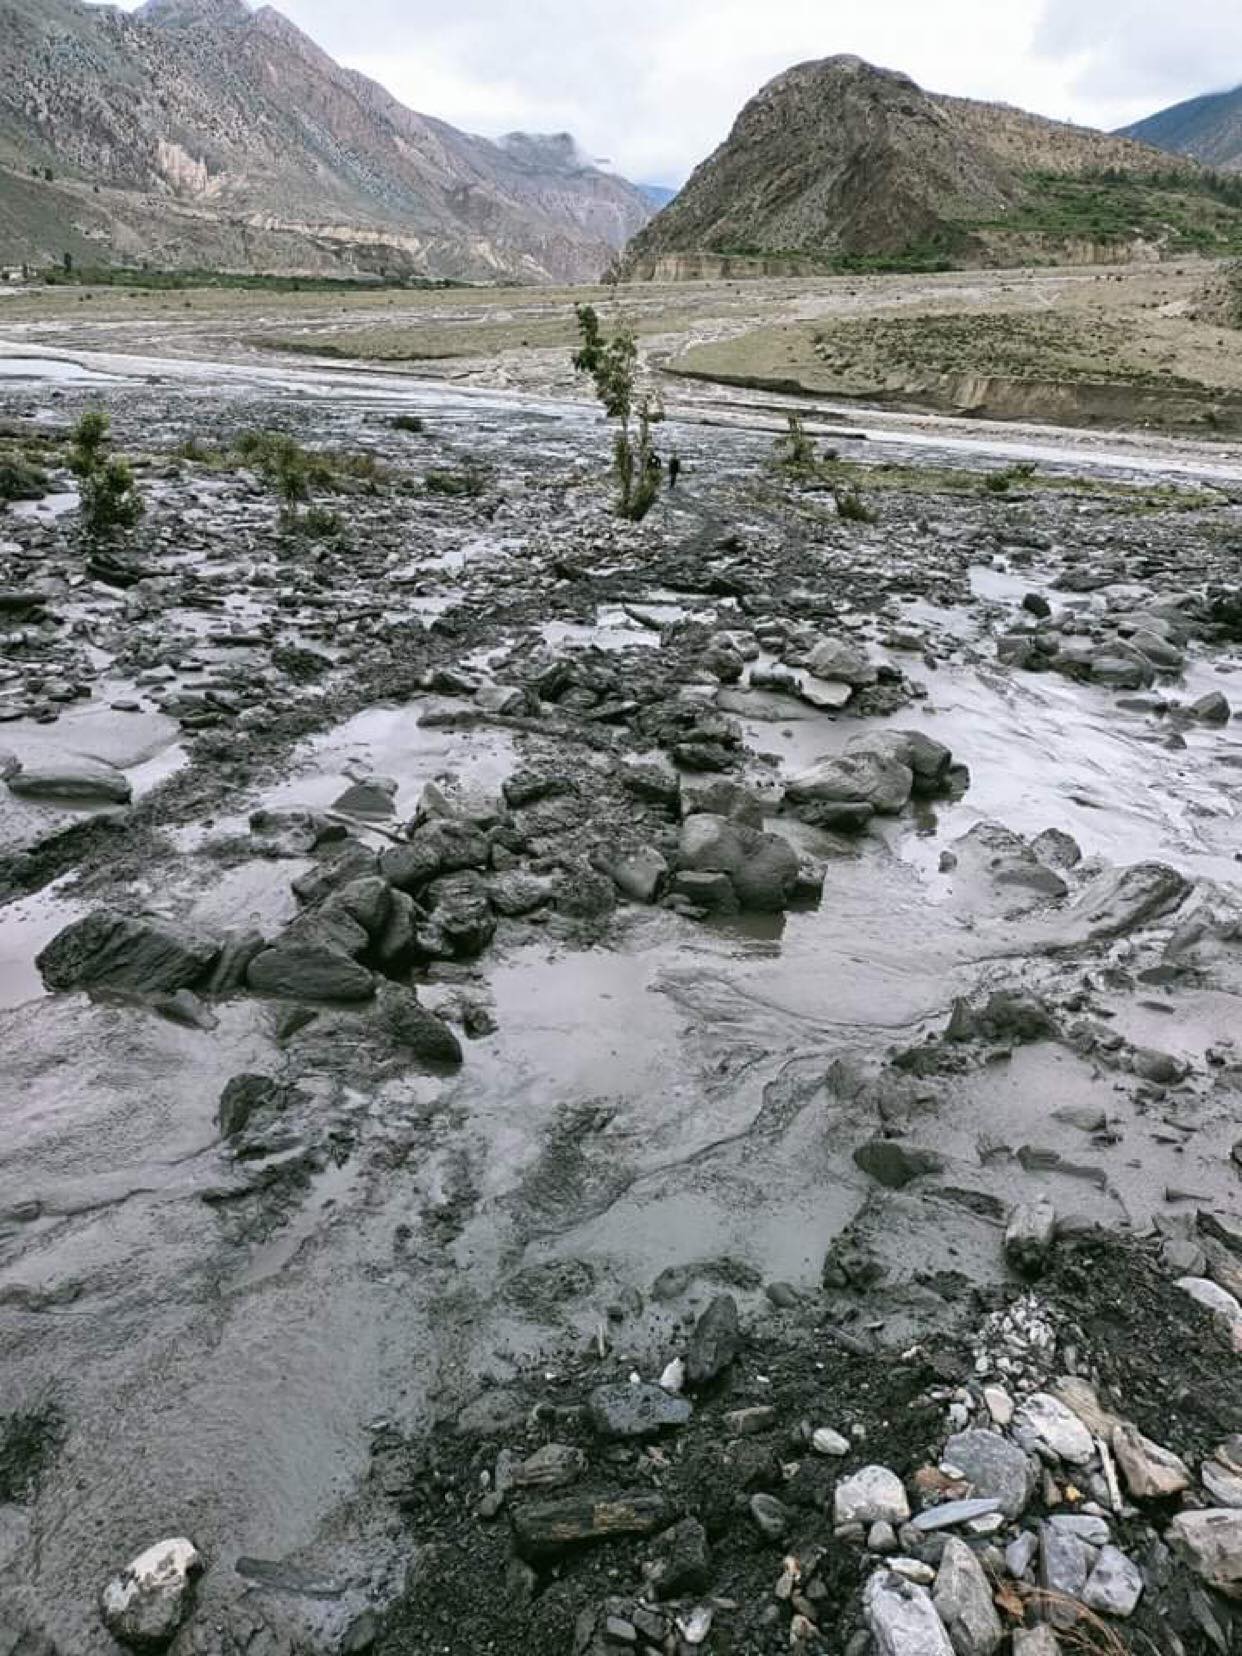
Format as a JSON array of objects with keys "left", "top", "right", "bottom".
[{"left": 0, "top": 289, "right": 1241, "bottom": 1656}]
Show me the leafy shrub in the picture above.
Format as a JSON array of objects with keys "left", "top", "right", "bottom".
[
  {"left": 302, "top": 505, "right": 343, "bottom": 540},
  {"left": 424, "top": 468, "right": 485, "bottom": 498},
  {"left": 773, "top": 413, "right": 818, "bottom": 473},
  {"left": 833, "top": 484, "right": 877, "bottom": 523},
  {"left": 572, "top": 304, "right": 664, "bottom": 522},
  {"left": 391, "top": 413, "right": 425, "bottom": 434},
  {"left": 69, "top": 411, "right": 143, "bottom": 539},
  {"left": 0, "top": 455, "right": 50, "bottom": 504}
]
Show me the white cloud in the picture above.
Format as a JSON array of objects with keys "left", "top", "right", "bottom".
[{"left": 100, "top": 0, "right": 1242, "bottom": 180}]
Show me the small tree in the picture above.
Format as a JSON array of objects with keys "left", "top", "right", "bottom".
[
  {"left": 773, "top": 413, "right": 817, "bottom": 474},
  {"left": 572, "top": 304, "right": 664, "bottom": 522},
  {"left": 69, "top": 411, "right": 143, "bottom": 540}
]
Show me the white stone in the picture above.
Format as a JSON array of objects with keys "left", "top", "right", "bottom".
[
  {"left": 891, "top": 1558, "right": 937, "bottom": 1585},
  {"left": 835, "top": 1465, "right": 911, "bottom": 1526},
  {"left": 1176, "top": 1276, "right": 1242, "bottom": 1324},
  {"left": 100, "top": 1538, "right": 202, "bottom": 1650},
  {"left": 812, "top": 1427, "right": 850, "bottom": 1457},
  {"left": 1012, "top": 1393, "right": 1095, "bottom": 1466},
  {"left": 659, "top": 1357, "right": 686, "bottom": 1394},
  {"left": 983, "top": 1387, "right": 1014, "bottom": 1428}
]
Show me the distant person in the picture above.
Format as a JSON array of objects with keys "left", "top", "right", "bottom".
[{"left": 668, "top": 452, "right": 682, "bottom": 491}]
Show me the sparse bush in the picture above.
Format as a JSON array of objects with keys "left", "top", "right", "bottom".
[
  {"left": 424, "top": 468, "right": 485, "bottom": 498},
  {"left": 572, "top": 304, "right": 664, "bottom": 522},
  {"left": 984, "top": 461, "right": 1038, "bottom": 495},
  {"left": 773, "top": 413, "right": 817, "bottom": 473},
  {"left": 69, "top": 411, "right": 143, "bottom": 539},
  {"left": 833, "top": 484, "right": 877, "bottom": 524},
  {"left": 0, "top": 454, "right": 50, "bottom": 505},
  {"left": 302, "top": 505, "right": 343, "bottom": 540},
  {"left": 391, "top": 413, "right": 425, "bottom": 434}
]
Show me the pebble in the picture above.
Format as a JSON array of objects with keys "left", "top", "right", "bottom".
[
  {"left": 834, "top": 1465, "right": 912, "bottom": 1526},
  {"left": 812, "top": 1427, "right": 850, "bottom": 1457},
  {"left": 1012, "top": 1393, "right": 1095, "bottom": 1466}
]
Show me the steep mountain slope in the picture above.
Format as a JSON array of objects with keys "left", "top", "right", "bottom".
[
  {"left": 1121, "top": 87, "right": 1242, "bottom": 173},
  {"left": 0, "top": 0, "right": 651, "bottom": 281},
  {"left": 625, "top": 56, "right": 1238, "bottom": 278}
]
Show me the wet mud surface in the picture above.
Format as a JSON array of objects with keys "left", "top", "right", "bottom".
[{"left": 1, "top": 345, "right": 1242, "bottom": 1655}]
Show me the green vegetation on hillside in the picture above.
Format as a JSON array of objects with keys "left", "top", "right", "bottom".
[
  {"left": 970, "top": 169, "right": 1242, "bottom": 253},
  {"left": 40, "top": 266, "right": 463, "bottom": 294}
]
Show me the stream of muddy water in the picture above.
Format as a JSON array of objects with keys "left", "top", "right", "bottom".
[{"left": 1, "top": 343, "right": 1241, "bottom": 1653}]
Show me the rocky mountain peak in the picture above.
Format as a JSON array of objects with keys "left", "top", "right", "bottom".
[{"left": 139, "top": 0, "right": 252, "bottom": 25}]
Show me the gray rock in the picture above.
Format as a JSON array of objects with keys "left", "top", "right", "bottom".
[
  {"left": 8, "top": 753, "right": 132, "bottom": 803},
  {"left": 247, "top": 941, "right": 375, "bottom": 1002},
  {"left": 512, "top": 1444, "right": 587, "bottom": 1491},
  {"left": 1013, "top": 1631, "right": 1061, "bottom": 1656},
  {"left": 331, "top": 776, "right": 398, "bottom": 819},
  {"left": 1189, "top": 691, "right": 1231, "bottom": 724},
  {"left": 943, "top": 1431, "right": 1036, "bottom": 1520},
  {"left": 847, "top": 730, "right": 953, "bottom": 789},
  {"left": 864, "top": 1570, "right": 954, "bottom": 1656},
  {"left": 1039, "top": 1523, "right": 1089, "bottom": 1628},
  {"left": 587, "top": 1383, "right": 693, "bottom": 1441},
  {"left": 785, "top": 752, "right": 914, "bottom": 816},
  {"left": 1005, "top": 1531, "right": 1039, "bottom": 1580},
  {"left": 678, "top": 814, "right": 799, "bottom": 912},
  {"left": 1082, "top": 1545, "right": 1143, "bottom": 1619},
  {"left": 835, "top": 1465, "right": 911, "bottom": 1526},
  {"left": 1166, "top": 1509, "right": 1242, "bottom": 1597},
  {"left": 376, "top": 985, "right": 463, "bottom": 1066},
  {"left": 679, "top": 776, "right": 765, "bottom": 827},
  {"left": 853, "top": 1139, "right": 945, "bottom": 1189},
  {"left": 605, "top": 847, "right": 668, "bottom": 904},
  {"left": 100, "top": 1538, "right": 202, "bottom": 1651},
  {"left": 805, "top": 636, "right": 877, "bottom": 687},
  {"left": 646, "top": 1517, "right": 710, "bottom": 1599},
  {"left": 934, "top": 1536, "right": 1003, "bottom": 1656},
  {"left": 1202, "top": 1459, "right": 1242, "bottom": 1509},
  {"left": 37, "top": 910, "right": 219, "bottom": 995},
  {"left": 1012, "top": 1393, "right": 1095, "bottom": 1466},
  {"left": 685, "top": 1294, "right": 741, "bottom": 1388},
  {"left": 1004, "top": 1201, "right": 1056, "bottom": 1277},
  {"left": 1048, "top": 1515, "right": 1110, "bottom": 1547},
  {"left": 911, "top": 1500, "right": 1003, "bottom": 1533},
  {"left": 749, "top": 1492, "right": 790, "bottom": 1540}
]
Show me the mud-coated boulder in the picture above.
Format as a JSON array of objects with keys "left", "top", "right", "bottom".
[
  {"left": 37, "top": 910, "right": 219, "bottom": 994},
  {"left": 784, "top": 752, "right": 913, "bottom": 816},
  {"left": 846, "top": 730, "right": 953, "bottom": 791},
  {"left": 804, "top": 636, "right": 877, "bottom": 688},
  {"left": 678, "top": 814, "right": 799, "bottom": 912},
  {"left": 8, "top": 753, "right": 132, "bottom": 804},
  {"left": 376, "top": 984, "right": 463, "bottom": 1066}
]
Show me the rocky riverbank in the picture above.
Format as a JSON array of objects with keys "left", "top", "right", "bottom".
[{"left": 0, "top": 364, "right": 1240, "bottom": 1656}]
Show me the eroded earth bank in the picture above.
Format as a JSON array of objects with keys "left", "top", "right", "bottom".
[{"left": 2, "top": 354, "right": 1242, "bottom": 1656}]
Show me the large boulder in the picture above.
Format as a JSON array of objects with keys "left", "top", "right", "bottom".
[
  {"left": 37, "top": 911, "right": 219, "bottom": 995},
  {"left": 942, "top": 1430, "right": 1035, "bottom": 1520},
  {"left": 100, "top": 1538, "right": 202, "bottom": 1651},
  {"left": 784, "top": 752, "right": 913, "bottom": 816},
  {"left": 678, "top": 814, "right": 799, "bottom": 912},
  {"left": 804, "top": 637, "right": 877, "bottom": 688},
  {"left": 846, "top": 730, "right": 953, "bottom": 791},
  {"left": 8, "top": 754, "right": 132, "bottom": 804},
  {"left": 376, "top": 984, "right": 463, "bottom": 1066}
]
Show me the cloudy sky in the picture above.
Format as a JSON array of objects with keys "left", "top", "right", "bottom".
[{"left": 112, "top": 0, "right": 1242, "bottom": 184}]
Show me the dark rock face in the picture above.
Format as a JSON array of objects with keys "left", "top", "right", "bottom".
[
  {"left": 246, "top": 943, "right": 375, "bottom": 1003},
  {"left": 685, "top": 1295, "right": 742, "bottom": 1388},
  {"left": 36, "top": 910, "right": 219, "bottom": 994},
  {"left": 587, "top": 1384, "right": 693, "bottom": 1441},
  {"left": 376, "top": 985, "right": 463, "bottom": 1066}
]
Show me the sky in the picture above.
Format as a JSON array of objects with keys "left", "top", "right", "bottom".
[{"left": 106, "top": 0, "right": 1242, "bottom": 185}]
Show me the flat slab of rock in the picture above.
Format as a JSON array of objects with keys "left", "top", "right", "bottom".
[
  {"left": 588, "top": 1382, "right": 693, "bottom": 1440},
  {"left": 1012, "top": 1393, "right": 1095, "bottom": 1466},
  {"left": 1167, "top": 1509, "right": 1242, "bottom": 1597},
  {"left": 38, "top": 910, "right": 219, "bottom": 994},
  {"left": 8, "top": 753, "right": 132, "bottom": 804},
  {"left": 934, "top": 1535, "right": 1003, "bottom": 1656},
  {"left": 100, "top": 1537, "right": 202, "bottom": 1651},
  {"left": 247, "top": 944, "right": 375, "bottom": 1003},
  {"left": 511, "top": 1492, "right": 671, "bottom": 1558}
]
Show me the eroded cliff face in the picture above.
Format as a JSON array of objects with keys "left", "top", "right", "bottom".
[
  {"left": 623, "top": 54, "right": 1204, "bottom": 278},
  {"left": 0, "top": 0, "right": 651, "bottom": 281}
]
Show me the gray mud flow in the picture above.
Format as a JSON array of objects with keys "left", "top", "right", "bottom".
[{"left": 1, "top": 347, "right": 1241, "bottom": 1655}]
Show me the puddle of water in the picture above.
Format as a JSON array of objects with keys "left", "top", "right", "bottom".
[
  {"left": 0, "top": 878, "right": 83, "bottom": 1011},
  {"left": 234, "top": 1155, "right": 361, "bottom": 1291},
  {"left": 10, "top": 489, "right": 78, "bottom": 522},
  {"left": 259, "top": 700, "right": 517, "bottom": 818}
]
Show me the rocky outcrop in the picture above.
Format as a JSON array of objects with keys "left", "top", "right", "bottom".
[
  {"left": 625, "top": 55, "right": 1193, "bottom": 275},
  {"left": 0, "top": 0, "right": 651, "bottom": 281}
]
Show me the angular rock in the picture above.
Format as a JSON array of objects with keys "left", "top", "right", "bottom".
[
  {"left": 646, "top": 1517, "right": 710, "bottom": 1599},
  {"left": 1012, "top": 1393, "right": 1095, "bottom": 1466},
  {"left": 835, "top": 1465, "right": 911, "bottom": 1526},
  {"left": 864, "top": 1570, "right": 954, "bottom": 1656},
  {"left": 100, "top": 1538, "right": 202, "bottom": 1651},
  {"left": 1013, "top": 1631, "right": 1061, "bottom": 1655},
  {"left": 847, "top": 729, "right": 953, "bottom": 790},
  {"left": 1081, "top": 1545, "right": 1143, "bottom": 1619},
  {"left": 376, "top": 984, "right": 463, "bottom": 1065},
  {"left": 934, "top": 1536, "right": 1003, "bottom": 1656},
  {"left": 37, "top": 910, "right": 219, "bottom": 995},
  {"left": 678, "top": 814, "right": 799, "bottom": 912},
  {"left": 785, "top": 752, "right": 913, "bottom": 816},
  {"left": 685, "top": 1294, "right": 741, "bottom": 1388},
  {"left": 911, "top": 1500, "right": 1002, "bottom": 1533},
  {"left": 1110, "top": 1422, "right": 1190, "bottom": 1501},
  {"left": 854, "top": 1139, "right": 945, "bottom": 1190},
  {"left": 1005, "top": 1201, "right": 1057, "bottom": 1278},
  {"left": 1039, "top": 1522, "right": 1089, "bottom": 1628},
  {"left": 942, "top": 1431, "right": 1035, "bottom": 1520},
  {"left": 588, "top": 1383, "right": 693, "bottom": 1440},
  {"left": 247, "top": 942, "right": 374, "bottom": 1002},
  {"left": 805, "top": 636, "right": 877, "bottom": 688},
  {"left": 1167, "top": 1509, "right": 1242, "bottom": 1597}
]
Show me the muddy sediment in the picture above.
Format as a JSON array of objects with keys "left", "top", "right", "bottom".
[{"left": 0, "top": 350, "right": 1241, "bottom": 1656}]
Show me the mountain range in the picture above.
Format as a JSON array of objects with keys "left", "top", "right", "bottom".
[
  {"left": 0, "top": 0, "right": 652, "bottom": 282},
  {"left": 625, "top": 56, "right": 1242, "bottom": 279},
  {"left": 1121, "top": 87, "right": 1242, "bottom": 173}
]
